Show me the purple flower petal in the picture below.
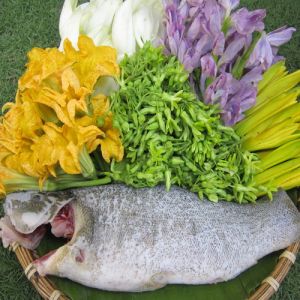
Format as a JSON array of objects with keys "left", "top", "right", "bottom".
[
  {"left": 246, "top": 33, "right": 273, "bottom": 70},
  {"left": 232, "top": 8, "right": 266, "bottom": 35},
  {"left": 178, "top": 1, "right": 190, "bottom": 19},
  {"left": 213, "top": 32, "right": 225, "bottom": 56},
  {"left": 187, "top": 0, "right": 205, "bottom": 7},
  {"left": 219, "top": 0, "right": 240, "bottom": 16},
  {"left": 187, "top": 16, "right": 202, "bottom": 40},
  {"left": 200, "top": 54, "right": 217, "bottom": 94},
  {"left": 204, "top": 72, "right": 232, "bottom": 106},
  {"left": 221, "top": 81, "right": 257, "bottom": 125},
  {"left": 267, "top": 26, "right": 296, "bottom": 47},
  {"left": 219, "top": 34, "right": 246, "bottom": 65},
  {"left": 241, "top": 66, "right": 263, "bottom": 85},
  {"left": 178, "top": 40, "right": 189, "bottom": 63},
  {"left": 272, "top": 55, "right": 285, "bottom": 65},
  {"left": 201, "top": 54, "right": 217, "bottom": 77},
  {"left": 168, "top": 36, "right": 179, "bottom": 55}
]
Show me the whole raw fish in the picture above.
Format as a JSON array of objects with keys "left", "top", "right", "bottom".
[{"left": 0, "top": 185, "right": 299, "bottom": 292}]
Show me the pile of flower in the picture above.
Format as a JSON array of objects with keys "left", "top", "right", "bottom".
[
  {"left": 0, "top": 0, "right": 299, "bottom": 202},
  {"left": 0, "top": 36, "right": 123, "bottom": 195}
]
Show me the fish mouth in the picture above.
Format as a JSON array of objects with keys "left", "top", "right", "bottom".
[
  {"left": 50, "top": 203, "right": 75, "bottom": 239},
  {"left": 0, "top": 216, "right": 47, "bottom": 250},
  {"left": 0, "top": 202, "right": 75, "bottom": 255}
]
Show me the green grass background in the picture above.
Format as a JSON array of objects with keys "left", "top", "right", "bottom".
[{"left": 0, "top": 0, "right": 299, "bottom": 299}]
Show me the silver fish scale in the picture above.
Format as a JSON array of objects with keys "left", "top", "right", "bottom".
[{"left": 48, "top": 184, "right": 300, "bottom": 292}]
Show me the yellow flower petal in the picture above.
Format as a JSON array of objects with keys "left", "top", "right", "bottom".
[
  {"left": 72, "top": 36, "right": 120, "bottom": 90},
  {"left": 99, "top": 128, "right": 124, "bottom": 163},
  {"left": 31, "top": 135, "right": 58, "bottom": 167},
  {"left": 19, "top": 47, "right": 70, "bottom": 90},
  {"left": 61, "top": 67, "right": 81, "bottom": 93},
  {"left": 78, "top": 125, "right": 105, "bottom": 147},
  {"left": 0, "top": 182, "right": 6, "bottom": 197},
  {"left": 60, "top": 142, "right": 81, "bottom": 174}
]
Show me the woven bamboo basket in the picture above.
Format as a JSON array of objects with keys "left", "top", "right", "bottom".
[{"left": 9, "top": 240, "right": 299, "bottom": 300}]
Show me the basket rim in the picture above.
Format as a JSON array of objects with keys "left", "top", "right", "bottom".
[{"left": 7, "top": 240, "right": 299, "bottom": 300}]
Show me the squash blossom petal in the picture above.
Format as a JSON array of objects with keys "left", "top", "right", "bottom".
[
  {"left": 99, "top": 128, "right": 124, "bottom": 163},
  {"left": 64, "top": 35, "right": 120, "bottom": 90},
  {"left": 0, "top": 182, "right": 5, "bottom": 198}
]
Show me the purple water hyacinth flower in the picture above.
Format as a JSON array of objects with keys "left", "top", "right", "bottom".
[
  {"left": 204, "top": 72, "right": 232, "bottom": 107},
  {"left": 246, "top": 33, "right": 272, "bottom": 70},
  {"left": 231, "top": 8, "right": 266, "bottom": 35},
  {"left": 205, "top": 72, "right": 257, "bottom": 125},
  {"left": 246, "top": 26, "right": 295, "bottom": 70},
  {"left": 222, "top": 80, "right": 257, "bottom": 126},
  {"left": 162, "top": 0, "right": 295, "bottom": 126},
  {"left": 164, "top": 0, "right": 225, "bottom": 73}
]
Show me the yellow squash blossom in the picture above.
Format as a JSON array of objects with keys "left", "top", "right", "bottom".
[
  {"left": 19, "top": 47, "right": 71, "bottom": 91},
  {"left": 0, "top": 35, "right": 123, "bottom": 195},
  {"left": 64, "top": 36, "right": 120, "bottom": 90}
]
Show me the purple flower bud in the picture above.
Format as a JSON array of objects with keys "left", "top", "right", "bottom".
[
  {"left": 178, "top": 1, "right": 190, "bottom": 19},
  {"left": 208, "top": 10, "right": 223, "bottom": 36},
  {"left": 267, "top": 26, "right": 296, "bottom": 47},
  {"left": 232, "top": 8, "right": 266, "bottom": 35},
  {"left": 183, "top": 54, "right": 195, "bottom": 73},
  {"left": 204, "top": 0, "right": 221, "bottom": 21}
]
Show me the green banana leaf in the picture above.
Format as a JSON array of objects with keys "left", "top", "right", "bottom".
[{"left": 37, "top": 234, "right": 280, "bottom": 300}]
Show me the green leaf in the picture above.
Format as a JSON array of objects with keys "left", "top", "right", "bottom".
[{"left": 37, "top": 234, "right": 279, "bottom": 300}]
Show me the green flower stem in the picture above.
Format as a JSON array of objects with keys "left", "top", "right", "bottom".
[
  {"left": 3, "top": 176, "right": 111, "bottom": 194},
  {"left": 79, "top": 145, "right": 97, "bottom": 179},
  {"left": 53, "top": 177, "right": 112, "bottom": 191},
  {"left": 232, "top": 32, "right": 262, "bottom": 80}
]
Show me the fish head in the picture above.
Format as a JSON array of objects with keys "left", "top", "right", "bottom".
[{"left": 4, "top": 190, "right": 76, "bottom": 234}]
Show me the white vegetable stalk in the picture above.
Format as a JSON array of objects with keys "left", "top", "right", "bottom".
[
  {"left": 59, "top": 0, "right": 78, "bottom": 35},
  {"left": 133, "top": 4, "right": 162, "bottom": 48},
  {"left": 59, "top": 0, "right": 164, "bottom": 60},
  {"left": 59, "top": 0, "right": 89, "bottom": 50},
  {"left": 112, "top": 0, "right": 136, "bottom": 59}
]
